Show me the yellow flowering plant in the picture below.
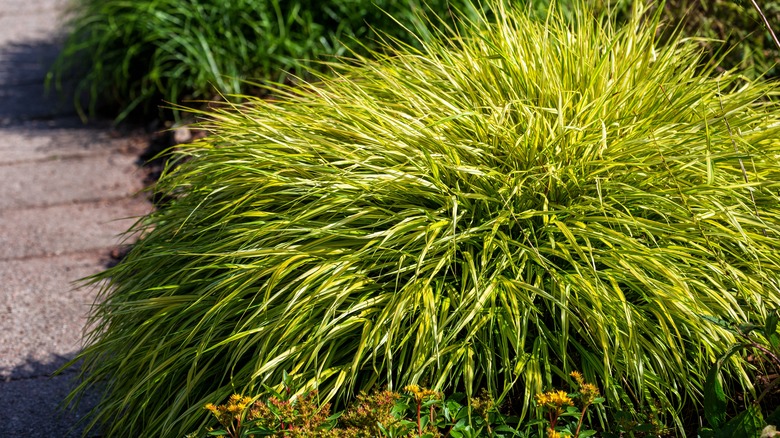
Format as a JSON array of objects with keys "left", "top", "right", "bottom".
[
  {"left": 198, "top": 378, "right": 340, "bottom": 438},
  {"left": 404, "top": 384, "right": 442, "bottom": 436},
  {"left": 203, "top": 394, "right": 255, "bottom": 438},
  {"left": 535, "top": 372, "right": 604, "bottom": 438},
  {"left": 194, "top": 376, "right": 527, "bottom": 437}
]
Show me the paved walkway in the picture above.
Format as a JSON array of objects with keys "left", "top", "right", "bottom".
[{"left": 0, "top": 1, "right": 153, "bottom": 436}]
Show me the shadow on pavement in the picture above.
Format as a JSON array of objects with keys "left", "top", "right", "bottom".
[
  {"left": 0, "top": 354, "right": 103, "bottom": 437},
  {"left": 0, "top": 38, "right": 78, "bottom": 125},
  {"left": 0, "top": 38, "right": 170, "bottom": 170},
  {"left": 1, "top": 352, "right": 76, "bottom": 381}
]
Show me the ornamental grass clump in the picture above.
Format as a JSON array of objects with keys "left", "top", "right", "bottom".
[
  {"left": 48, "top": 0, "right": 477, "bottom": 122},
  {"left": 70, "top": 1, "right": 780, "bottom": 436}
]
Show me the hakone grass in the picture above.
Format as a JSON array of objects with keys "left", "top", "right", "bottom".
[
  {"left": 68, "top": 1, "right": 780, "bottom": 436},
  {"left": 48, "top": 0, "right": 479, "bottom": 122}
]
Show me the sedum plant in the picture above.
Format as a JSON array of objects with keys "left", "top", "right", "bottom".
[
  {"left": 196, "top": 382, "right": 516, "bottom": 437},
  {"left": 69, "top": 1, "right": 780, "bottom": 436}
]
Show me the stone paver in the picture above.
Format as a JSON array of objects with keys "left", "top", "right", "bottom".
[
  {"left": 0, "top": 198, "right": 149, "bottom": 260},
  {"left": 0, "top": 81, "right": 73, "bottom": 122},
  {"left": 0, "top": 123, "right": 143, "bottom": 164},
  {"left": 0, "top": 40, "right": 61, "bottom": 86},
  {"left": 0, "top": 0, "right": 69, "bottom": 15},
  {"left": 0, "top": 0, "right": 76, "bottom": 124},
  {"left": 0, "top": 11, "right": 61, "bottom": 46},
  {"left": 0, "top": 153, "right": 143, "bottom": 209}
]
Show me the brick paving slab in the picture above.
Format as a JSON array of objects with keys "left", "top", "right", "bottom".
[
  {"left": 0, "top": 251, "right": 108, "bottom": 380},
  {"left": 0, "top": 123, "right": 145, "bottom": 164},
  {"left": 0, "top": 198, "right": 150, "bottom": 260},
  {"left": 0, "top": 153, "right": 144, "bottom": 209}
]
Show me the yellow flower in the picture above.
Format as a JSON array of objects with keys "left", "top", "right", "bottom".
[
  {"left": 236, "top": 396, "right": 252, "bottom": 411},
  {"left": 547, "top": 427, "right": 562, "bottom": 438},
  {"left": 221, "top": 393, "right": 253, "bottom": 418},
  {"left": 581, "top": 382, "right": 600, "bottom": 398},
  {"left": 404, "top": 384, "right": 438, "bottom": 402},
  {"left": 535, "top": 390, "right": 573, "bottom": 409},
  {"left": 569, "top": 371, "right": 600, "bottom": 405}
]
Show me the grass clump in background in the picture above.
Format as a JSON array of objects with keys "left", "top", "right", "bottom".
[
  {"left": 48, "top": 0, "right": 477, "bottom": 122},
  {"left": 68, "top": 1, "right": 780, "bottom": 436},
  {"left": 48, "top": 0, "right": 779, "bottom": 124},
  {"left": 532, "top": 0, "right": 780, "bottom": 79},
  {"left": 658, "top": 0, "right": 780, "bottom": 79}
]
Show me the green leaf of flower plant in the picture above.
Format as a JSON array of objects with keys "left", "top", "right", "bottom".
[
  {"left": 705, "top": 342, "right": 751, "bottom": 428},
  {"left": 766, "top": 312, "right": 779, "bottom": 337},
  {"left": 699, "top": 427, "right": 716, "bottom": 438},
  {"left": 716, "top": 404, "right": 764, "bottom": 438},
  {"left": 766, "top": 405, "right": 780, "bottom": 427},
  {"left": 704, "top": 364, "right": 728, "bottom": 429},
  {"left": 770, "top": 333, "right": 780, "bottom": 353}
]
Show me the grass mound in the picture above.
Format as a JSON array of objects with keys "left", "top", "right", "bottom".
[
  {"left": 71, "top": 2, "right": 780, "bottom": 436},
  {"left": 48, "top": 0, "right": 476, "bottom": 122}
]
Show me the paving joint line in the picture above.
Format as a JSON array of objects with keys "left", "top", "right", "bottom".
[
  {"left": 0, "top": 193, "right": 150, "bottom": 212},
  {"left": 0, "top": 151, "right": 137, "bottom": 168},
  {"left": 0, "top": 247, "right": 117, "bottom": 263},
  {"left": 0, "top": 246, "right": 131, "bottom": 263}
]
